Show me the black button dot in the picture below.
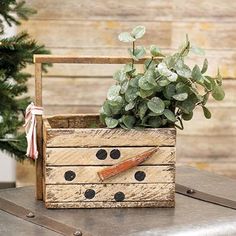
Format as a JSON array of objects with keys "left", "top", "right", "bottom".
[
  {"left": 96, "top": 149, "right": 107, "bottom": 160},
  {"left": 84, "top": 189, "right": 96, "bottom": 199},
  {"left": 114, "top": 192, "right": 125, "bottom": 202},
  {"left": 134, "top": 171, "right": 146, "bottom": 181},
  {"left": 110, "top": 149, "right": 121, "bottom": 159},
  {"left": 64, "top": 170, "right": 76, "bottom": 181}
]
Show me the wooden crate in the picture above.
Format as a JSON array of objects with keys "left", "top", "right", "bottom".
[{"left": 34, "top": 55, "right": 176, "bottom": 208}]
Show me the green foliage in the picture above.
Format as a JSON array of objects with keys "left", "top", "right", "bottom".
[
  {"left": 0, "top": 1, "right": 50, "bottom": 160},
  {"left": 100, "top": 25, "right": 225, "bottom": 130}
]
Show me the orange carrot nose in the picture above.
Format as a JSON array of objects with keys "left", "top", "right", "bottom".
[{"left": 97, "top": 147, "right": 159, "bottom": 181}]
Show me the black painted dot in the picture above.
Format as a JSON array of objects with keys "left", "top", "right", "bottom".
[
  {"left": 84, "top": 189, "right": 96, "bottom": 199},
  {"left": 134, "top": 171, "right": 146, "bottom": 181},
  {"left": 110, "top": 149, "right": 121, "bottom": 159},
  {"left": 114, "top": 192, "right": 125, "bottom": 202},
  {"left": 64, "top": 170, "right": 76, "bottom": 181},
  {"left": 96, "top": 149, "right": 107, "bottom": 160}
]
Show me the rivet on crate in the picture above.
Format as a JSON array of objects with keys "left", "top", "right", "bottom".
[
  {"left": 114, "top": 192, "right": 125, "bottom": 202},
  {"left": 96, "top": 149, "right": 107, "bottom": 160},
  {"left": 134, "top": 171, "right": 146, "bottom": 181},
  {"left": 110, "top": 149, "right": 121, "bottom": 159},
  {"left": 84, "top": 189, "right": 96, "bottom": 199},
  {"left": 64, "top": 170, "right": 76, "bottom": 181}
]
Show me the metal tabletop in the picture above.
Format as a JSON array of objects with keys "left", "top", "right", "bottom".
[{"left": 0, "top": 166, "right": 236, "bottom": 236}]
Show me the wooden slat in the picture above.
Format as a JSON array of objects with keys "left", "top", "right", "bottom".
[
  {"left": 24, "top": 0, "right": 236, "bottom": 22},
  {"left": 34, "top": 55, "right": 154, "bottom": 64},
  {"left": 171, "top": 22, "right": 236, "bottom": 49},
  {"left": 45, "top": 147, "right": 175, "bottom": 165},
  {"left": 177, "top": 135, "right": 236, "bottom": 160},
  {"left": 35, "top": 63, "right": 43, "bottom": 200},
  {"left": 39, "top": 106, "right": 236, "bottom": 136},
  {"left": 20, "top": 20, "right": 236, "bottom": 49},
  {"left": 20, "top": 21, "right": 172, "bottom": 48},
  {"left": 45, "top": 166, "right": 175, "bottom": 184},
  {"left": 45, "top": 127, "right": 176, "bottom": 147},
  {"left": 46, "top": 200, "right": 174, "bottom": 208},
  {"left": 45, "top": 183, "right": 175, "bottom": 202},
  {"left": 27, "top": 78, "right": 236, "bottom": 107}
]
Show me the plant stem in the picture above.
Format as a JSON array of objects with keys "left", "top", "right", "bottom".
[
  {"left": 131, "top": 41, "right": 135, "bottom": 69},
  {"left": 146, "top": 56, "right": 154, "bottom": 70}
]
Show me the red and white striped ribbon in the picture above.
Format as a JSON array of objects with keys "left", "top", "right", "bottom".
[{"left": 23, "top": 102, "right": 43, "bottom": 160}]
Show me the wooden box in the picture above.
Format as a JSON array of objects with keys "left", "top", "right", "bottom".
[
  {"left": 34, "top": 55, "right": 176, "bottom": 209},
  {"left": 43, "top": 114, "right": 176, "bottom": 208}
]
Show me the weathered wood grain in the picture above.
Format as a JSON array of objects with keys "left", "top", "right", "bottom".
[
  {"left": 40, "top": 105, "right": 236, "bottom": 136},
  {"left": 45, "top": 200, "right": 175, "bottom": 208},
  {"left": 45, "top": 166, "right": 175, "bottom": 184},
  {"left": 27, "top": 78, "right": 236, "bottom": 107},
  {"left": 45, "top": 183, "right": 175, "bottom": 202},
  {"left": 20, "top": 20, "right": 236, "bottom": 49},
  {"left": 45, "top": 147, "right": 175, "bottom": 165},
  {"left": 24, "top": 0, "right": 236, "bottom": 22},
  {"left": 171, "top": 22, "right": 236, "bottom": 49},
  {"left": 19, "top": 21, "right": 170, "bottom": 48},
  {"left": 35, "top": 62, "right": 43, "bottom": 200},
  {"left": 45, "top": 127, "right": 176, "bottom": 147},
  {"left": 177, "top": 135, "right": 236, "bottom": 160}
]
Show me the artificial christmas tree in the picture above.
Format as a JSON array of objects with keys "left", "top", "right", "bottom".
[{"left": 0, "top": 0, "right": 50, "bottom": 160}]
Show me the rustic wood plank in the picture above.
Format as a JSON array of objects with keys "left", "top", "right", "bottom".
[
  {"left": 177, "top": 135, "right": 236, "bottom": 160},
  {"left": 35, "top": 62, "right": 43, "bottom": 200},
  {"left": 40, "top": 106, "right": 236, "bottom": 136},
  {"left": 23, "top": 0, "right": 172, "bottom": 21},
  {"left": 45, "top": 200, "right": 175, "bottom": 208},
  {"left": 45, "top": 183, "right": 175, "bottom": 202},
  {"left": 27, "top": 78, "right": 236, "bottom": 107},
  {"left": 45, "top": 166, "right": 175, "bottom": 184},
  {"left": 24, "top": 0, "right": 236, "bottom": 22},
  {"left": 45, "top": 127, "right": 176, "bottom": 147},
  {"left": 171, "top": 22, "right": 236, "bottom": 49},
  {"left": 45, "top": 147, "right": 175, "bottom": 165},
  {"left": 20, "top": 20, "right": 236, "bottom": 49},
  {"left": 20, "top": 21, "right": 172, "bottom": 48},
  {"left": 34, "top": 55, "right": 155, "bottom": 64}
]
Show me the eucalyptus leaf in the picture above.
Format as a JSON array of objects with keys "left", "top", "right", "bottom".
[
  {"left": 125, "top": 101, "right": 135, "bottom": 111},
  {"left": 113, "top": 69, "right": 126, "bottom": 82},
  {"left": 138, "top": 102, "right": 148, "bottom": 120},
  {"left": 212, "top": 85, "right": 225, "bottom": 101},
  {"left": 118, "top": 32, "right": 135, "bottom": 42},
  {"left": 128, "top": 46, "right": 146, "bottom": 61},
  {"left": 122, "top": 115, "right": 136, "bottom": 129},
  {"left": 147, "top": 97, "right": 165, "bottom": 114},
  {"left": 125, "top": 87, "right": 138, "bottom": 102},
  {"left": 172, "top": 93, "right": 188, "bottom": 101},
  {"left": 202, "top": 106, "right": 211, "bottom": 119},
  {"left": 150, "top": 45, "right": 162, "bottom": 57},
  {"left": 107, "top": 85, "right": 121, "bottom": 100},
  {"left": 182, "top": 112, "right": 193, "bottom": 121},
  {"left": 201, "top": 58, "right": 208, "bottom": 74},
  {"left": 148, "top": 116, "right": 162, "bottom": 128},
  {"left": 131, "top": 25, "right": 146, "bottom": 39},
  {"left": 105, "top": 117, "right": 118, "bottom": 128},
  {"left": 192, "top": 65, "right": 204, "bottom": 83},
  {"left": 163, "top": 109, "right": 176, "bottom": 122},
  {"left": 139, "top": 76, "right": 154, "bottom": 90}
]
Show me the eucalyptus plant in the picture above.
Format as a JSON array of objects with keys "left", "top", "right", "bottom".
[{"left": 100, "top": 26, "right": 225, "bottom": 129}]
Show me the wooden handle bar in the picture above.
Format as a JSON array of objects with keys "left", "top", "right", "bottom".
[{"left": 97, "top": 147, "right": 159, "bottom": 181}]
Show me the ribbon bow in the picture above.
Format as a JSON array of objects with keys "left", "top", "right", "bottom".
[{"left": 24, "top": 102, "right": 43, "bottom": 160}]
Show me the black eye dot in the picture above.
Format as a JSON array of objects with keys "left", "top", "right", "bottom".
[
  {"left": 96, "top": 149, "right": 107, "bottom": 160},
  {"left": 84, "top": 189, "right": 96, "bottom": 199},
  {"left": 64, "top": 170, "right": 76, "bottom": 181},
  {"left": 110, "top": 149, "right": 121, "bottom": 159},
  {"left": 134, "top": 171, "right": 146, "bottom": 181},
  {"left": 114, "top": 192, "right": 125, "bottom": 202}
]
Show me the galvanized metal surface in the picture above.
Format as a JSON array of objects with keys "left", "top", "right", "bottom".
[{"left": 0, "top": 166, "right": 236, "bottom": 236}]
